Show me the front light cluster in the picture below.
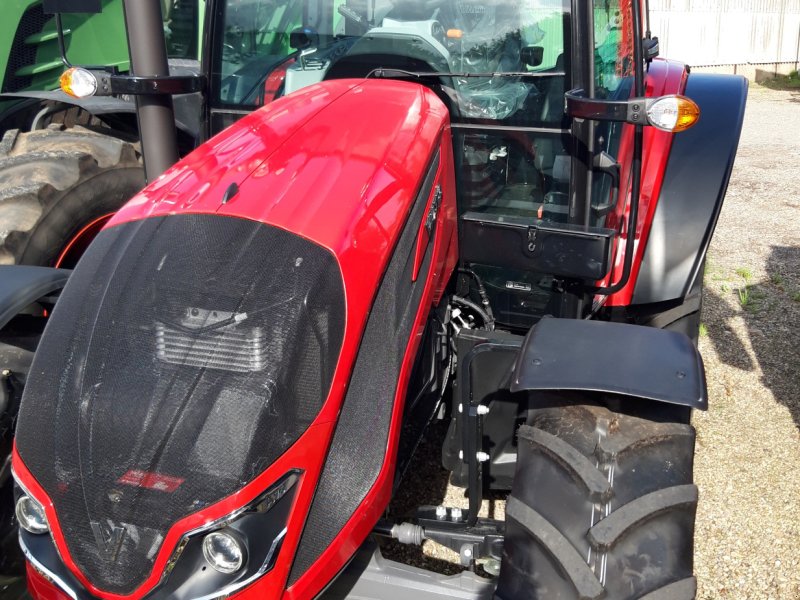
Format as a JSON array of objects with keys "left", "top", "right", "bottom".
[
  {"left": 16, "top": 494, "right": 49, "bottom": 535},
  {"left": 202, "top": 530, "right": 245, "bottom": 574}
]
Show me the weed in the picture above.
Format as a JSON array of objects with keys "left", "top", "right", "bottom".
[
  {"left": 737, "top": 286, "right": 750, "bottom": 308},
  {"left": 699, "top": 323, "right": 708, "bottom": 338},
  {"left": 793, "top": 292, "right": 800, "bottom": 303},
  {"left": 735, "top": 267, "right": 753, "bottom": 284},
  {"left": 762, "top": 70, "right": 800, "bottom": 90},
  {"left": 721, "top": 282, "right": 731, "bottom": 293},
  {"left": 770, "top": 273, "right": 784, "bottom": 286}
]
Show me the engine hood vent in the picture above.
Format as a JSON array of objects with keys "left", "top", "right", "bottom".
[{"left": 155, "top": 309, "right": 268, "bottom": 372}]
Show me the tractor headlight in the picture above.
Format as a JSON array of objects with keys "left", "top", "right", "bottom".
[
  {"left": 16, "top": 494, "right": 49, "bottom": 535},
  {"left": 646, "top": 95, "right": 700, "bottom": 132},
  {"left": 202, "top": 530, "right": 245, "bottom": 574},
  {"left": 60, "top": 67, "right": 98, "bottom": 98}
]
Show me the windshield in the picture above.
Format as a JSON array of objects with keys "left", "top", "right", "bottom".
[{"left": 211, "top": 0, "right": 568, "bottom": 125}]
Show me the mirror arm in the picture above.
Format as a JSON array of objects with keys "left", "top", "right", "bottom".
[{"left": 565, "top": 88, "right": 648, "bottom": 125}]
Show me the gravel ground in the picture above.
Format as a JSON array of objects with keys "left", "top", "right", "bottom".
[
  {"left": 693, "top": 85, "right": 800, "bottom": 599},
  {"left": 386, "top": 84, "right": 800, "bottom": 598}
]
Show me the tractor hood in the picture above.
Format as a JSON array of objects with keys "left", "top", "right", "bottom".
[{"left": 13, "top": 79, "right": 455, "bottom": 599}]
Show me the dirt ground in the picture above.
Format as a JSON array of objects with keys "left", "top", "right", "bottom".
[
  {"left": 693, "top": 85, "right": 800, "bottom": 599},
  {"left": 387, "top": 84, "right": 800, "bottom": 598}
]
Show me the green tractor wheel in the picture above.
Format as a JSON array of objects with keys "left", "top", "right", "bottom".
[{"left": 0, "top": 125, "right": 144, "bottom": 267}]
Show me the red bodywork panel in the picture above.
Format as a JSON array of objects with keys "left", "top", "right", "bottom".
[
  {"left": 604, "top": 58, "right": 688, "bottom": 306},
  {"left": 15, "top": 79, "right": 459, "bottom": 600}
]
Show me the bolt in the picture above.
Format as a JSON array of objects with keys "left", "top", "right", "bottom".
[
  {"left": 458, "top": 403, "right": 463, "bottom": 413},
  {"left": 463, "top": 547, "right": 472, "bottom": 557},
  {"left": 458, "top": 450, "right": 464, "bottom": 460},
  {"left": 676, "top": 371, "right": 686, "bottom": 379},
  {"left": 1, "top": 369, "right": 10, "bottom": 378},
  {"left": 532, "top": 357, "right": 542, "bottom": 366},
  {"left": 483, "top": 558, "right": 501, "bottom": 576},
  {"left": 436, "top": 506, "right": 447, "bottom": 520},
  {"left": 476, "top": 404, "right": 490, "bottom": 415},
  {"left": 451, "top": 507, "right": 463, "bottom": 521},
  {"left": 476, "top": 451, "right": 490, "bottom": 462}
]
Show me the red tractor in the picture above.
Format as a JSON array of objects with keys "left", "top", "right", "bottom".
[{"left": 0, "top": 0, "right": 745, "bottom": 598}]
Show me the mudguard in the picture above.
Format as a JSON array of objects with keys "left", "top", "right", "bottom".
[
  {"left": 632, "top": 73, "right": 748, "bottom": 305},
  {"left": 511, "top": 318, "right": 707, "bottom": 410},
  {"left": 0, "top": 266, "right": 69, "bottom": 330}
]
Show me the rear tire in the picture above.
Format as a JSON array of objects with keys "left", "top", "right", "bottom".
[
  {"left": 0, "top": 125, "right": 143, "bottom": 266},
  {"left": 496, "top": 397, "right": 697, "bottom": 600}
]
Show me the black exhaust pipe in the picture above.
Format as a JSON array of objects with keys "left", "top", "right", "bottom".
[{"left": 122, "top": 0, "right": 180, "bottom": 182}]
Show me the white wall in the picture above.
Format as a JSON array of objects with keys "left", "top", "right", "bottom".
[{"left": 649, "top": 0, "right": 800, "bottom": 67}]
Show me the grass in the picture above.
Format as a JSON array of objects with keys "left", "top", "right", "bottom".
[
  {"left": 761, "top": 69, "right": 800, "bottom": 91},
  {"left": 770, "top": 273, "right": 784, "bottom": 286},
  {"left": 738, "top": 286, "right": 751, "bottom": 308},
  {"left": 699, "top": 323, "right": 708, "bottom": 338},
  {"left": 735, "top": 267, "right": 753, "bottom": 284},
  {"left": 793, "top": 292, "right": 800, "bottom": 303},
  {"left": 732, "top": 266, "right": 765, "bottom": 313}
]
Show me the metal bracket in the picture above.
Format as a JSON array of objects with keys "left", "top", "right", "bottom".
[
  {"left": 89, "top": 71, "right": 206, "bottom": 96},
  {"left": 565, "top": 88, "right": 648, "bottom": 124}
]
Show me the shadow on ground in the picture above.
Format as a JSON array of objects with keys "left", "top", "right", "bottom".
[{"left": 704, "top": 245, "right": 800, "bottom": 430}]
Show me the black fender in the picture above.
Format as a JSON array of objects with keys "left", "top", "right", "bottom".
[
  {"left": 632, "top": 73, "right": 748, "bottom": 306},
  {"left": 511, "top": 317, "right": 707, "bottom": 410},
  {"left": 0, "top": 266, "right": 69, "bottom": 330},
  {"left": 0, "top": 61, "right": 202, "bottom": 144}
]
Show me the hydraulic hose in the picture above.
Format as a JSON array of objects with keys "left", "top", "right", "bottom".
[
  {"left": 457, "top": 268, "right": 496, "bottom": 326},
  {"left": 452, "top": 295, "right": 495, "bottom": 331}
]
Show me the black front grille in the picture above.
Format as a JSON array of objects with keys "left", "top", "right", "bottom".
[
  {"left": 3, "top": 4, "right": 51, "bottom": 93},
  {"left": 16, "top": 214, "right": 345, "bottom": 594}
]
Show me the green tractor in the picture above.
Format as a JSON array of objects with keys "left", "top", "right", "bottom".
[{"left": 0, "top": 0, "right": 202, "bottom": 268}]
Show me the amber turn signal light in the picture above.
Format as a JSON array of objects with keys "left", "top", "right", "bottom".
[
  {"left": 60, "top": 67, "right": 98, "bottom": 99},
  {"left": 646, "top": 95, "right": 700, "bottom": 132}
]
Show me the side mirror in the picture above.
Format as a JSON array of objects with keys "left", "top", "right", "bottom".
[
  {"left": 290, "top": 27, "right": 319, "bottom": 51},
  {"left": 520, "top": 46, "right": 544, "bottom": 68}
]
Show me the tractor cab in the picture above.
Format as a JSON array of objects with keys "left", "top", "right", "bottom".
[{"left": 207, "top": 0, "right": 637, "bottom": 329}]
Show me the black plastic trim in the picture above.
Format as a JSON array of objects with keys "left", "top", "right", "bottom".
[
  {"left": 632, "top": 74, "right": 748, "bottom": 305},
  {"left": 289, "top": 150, "right": 440, "bottom": 584},
  {"left": 510, "top": 318, "right": 707, "bottom": 410},
  {"left": 460, "top": 212, "right": 616, "bottom": 281},
  {"left": 0, "top": 266, "right": 69, "bottom": 330}
]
